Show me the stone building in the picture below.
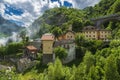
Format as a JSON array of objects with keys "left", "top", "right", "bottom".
[
  {"left": 41, "top": 31, "right": 76, "bottom": 64},
  {"left": 29, "top": 39, "right": 41, "bottom": 51},
  {"left": 54, "top": 40, "right": 75, "bottom": 63},
  {"left": 58, "top": 30, "right": 75, "bottom": 40},
  {"left": 99, "top": 30, "right": 111, "bottom": 40},
  {"left": 24, "top": 45, "right": 38, "bottom": 60},
  {"left": 82, "top": 26, "right": 111, "bottom": 41},
  {"left": 41, "top": 33, "right": 55, "bottom": 64}
]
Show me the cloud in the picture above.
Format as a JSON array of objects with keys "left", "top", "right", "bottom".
[
  {"left": 72, "top": 0, "right": 100, "bottom": 9},
  {"left": 0, "top": 0, "right": 100, "bottom": 27},
  {"left": 0, "top": 3, "right": 6, "bottom": 16}
]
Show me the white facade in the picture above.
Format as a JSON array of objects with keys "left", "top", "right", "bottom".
[{"left": 62, "top": 43, "right": 76, "bottom": 64}]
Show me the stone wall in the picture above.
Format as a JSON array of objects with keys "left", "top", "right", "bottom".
[
  {"left": 42, "top": 54, "right": 55, "bottom": 64},
  {"left": 62, "top": 43, "right": 76, "bottom": 64}
]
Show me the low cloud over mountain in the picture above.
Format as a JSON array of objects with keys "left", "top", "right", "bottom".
[{"left": 0, "top": 16, "right": 23, "bottom": 36}]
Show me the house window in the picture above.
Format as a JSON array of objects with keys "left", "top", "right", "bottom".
[
  {"left": 93, "top": 35, "right": 95, "bottom": 37},
  {"left": 86, "top": 35, "right": 88, "bottom": 37},
  {"left": 89, "top": 35, "right": 91, "bottom": 37}
]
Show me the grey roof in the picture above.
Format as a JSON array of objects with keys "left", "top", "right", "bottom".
[
  {"left": 83, "top": 26, "right": 97, "bottom": 30},
  {"left": 82, "top": 26, "right": 111, "bottom": 31}
]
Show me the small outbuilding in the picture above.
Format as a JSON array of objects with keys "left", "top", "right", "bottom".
[{"left": 24, "top": 45, "right": 38, "bottom": 60}]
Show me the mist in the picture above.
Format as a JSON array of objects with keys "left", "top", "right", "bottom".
[{"left": 0, "top": 32, "right": 21, "bottom": 46}]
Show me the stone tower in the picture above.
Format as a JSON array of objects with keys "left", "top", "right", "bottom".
[{"left": 41, "top": 33, "right": 55, "bottom": 64}]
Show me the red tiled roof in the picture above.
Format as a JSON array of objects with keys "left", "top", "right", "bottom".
[
  {"left": 26, "top": 45, "right": 37, "bottom": 50},
  {"left": 41, "top": 33, "right": 54, "bottom": 40}
]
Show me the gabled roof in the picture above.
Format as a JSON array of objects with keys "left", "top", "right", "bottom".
[
  {"left": 26, "top": 45, "right": 37, "bottom": 51},
  {"left": 83, "top": 26, "right": 97, "bottom": 30},
  {"left": 57, "top": 30, "right": 75, "bottom": 40},
  {"left": 41, "top": 33, "right": 54, "bottom": 41},
  {"left": 65, "top": 30, "right": 75, "bottom": 34}
]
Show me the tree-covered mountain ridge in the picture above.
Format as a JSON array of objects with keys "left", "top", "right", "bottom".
[{"left": 30, "top": 0, "right": 120, "bottom": 38}]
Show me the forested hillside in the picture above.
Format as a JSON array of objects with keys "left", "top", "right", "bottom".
[
  {"left": 29, "top": 7, "right": 89, "bottom": 38},
  {"left": 30, "top": 0, "right": 120, "bottom": 39}
]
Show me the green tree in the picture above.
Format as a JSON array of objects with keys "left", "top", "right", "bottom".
[
  {"left": 72, "top": 19, "right": 83, "bottom": 32},
  {"left": 19, "top": 30, "right": 26, "bottom": 42},
  {"left": 83, "top": 51, "right": 95, "bottom": 74},
  {"left": 87, "top": 40, "right": 103, "bottom": 53},
  {"left": 110, "top": 40, "right": 120, "bottom": 48},
  {"left": 19, "top": 30, "right": 29, "bottom": 46},
  {"left": 74, "top": 63, "right": 86, "bottom": 80},
  {"left": 38, "top": 73, "right": 48, "bottom": 80},
  {"left": 6, "top": 42, "right": 23, "bottom": 55},
  {"left": 0, "top": 46, "right": 6, "bottom": 58},
  {"left": 54, "top": 47, "right": 67, "bottom": 60},
  {"left": 0, "top": 70, "right": 19, "bottom": 80},
  {"left": 75, "top": 34, "right": 86, "bottom": 47},
  {"left": 87, "top": 66, "right": 99, "bottom": 80},
  {"left": 51, "top": 27, "right": 62, "bottom": 39},
  {"left": 105, "top": 54, "right": 120, "bottom": 80},
  {"left": 64, "top": 66, "right": 76, "bottom": 80},
  {"left": 47, "top": 58, "right": 65, "bottom": 80},
  {"left": 111, "top": 0, "right": 120, "bottom": 13}
]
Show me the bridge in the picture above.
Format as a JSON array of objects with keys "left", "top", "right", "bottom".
[{"left": 91, "top": 14, "right": 120, "bottom": 28}]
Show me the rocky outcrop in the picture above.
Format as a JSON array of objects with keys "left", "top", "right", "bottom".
[{"left": 17, "top": 58, "right": 36, "bottom": 72}]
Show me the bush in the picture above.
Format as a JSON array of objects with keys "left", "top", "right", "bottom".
[
  {"left": 54, "top": 47, "right": 67, "bottom": 60},
  {"left": 6, "top": 42, "right": 24, "bottom": 55}
]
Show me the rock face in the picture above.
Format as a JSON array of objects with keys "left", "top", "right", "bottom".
[
  {"left": 0, "top": 16, "right": 24, "bottom": 37},
  {"left": 17, "top": 58, "right": 36, "bottom": 72}
]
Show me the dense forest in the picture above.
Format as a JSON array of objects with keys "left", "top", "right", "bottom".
[{"left": 0, "top": 0, "right": 120, "bottom": 80}]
